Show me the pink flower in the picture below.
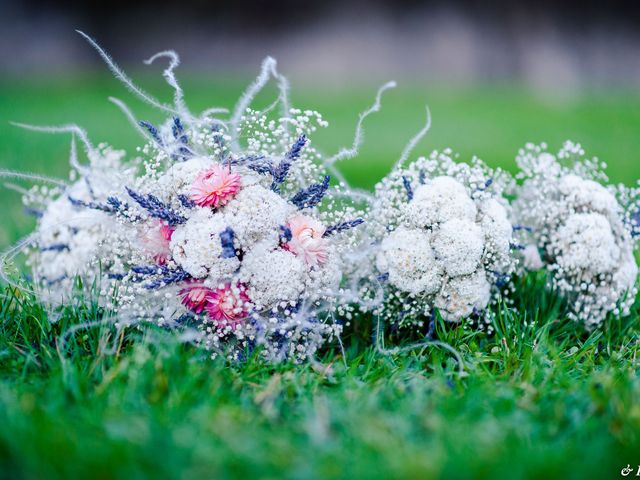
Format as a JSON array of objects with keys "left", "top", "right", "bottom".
[
  {"left": 179, "top": 282, "right": 213, "bottom": 314},
  {"left": 284, "top": 214, "right": 329, "bottom": 267},
  {"left": 191, "top": 164, "right": 241, "bottom": 208},
  {"left": 205, "top": 283, "right": 252, "bottom": 328},
  {"left": 140, "top": 221, "right": 175, "bottom": 265}
]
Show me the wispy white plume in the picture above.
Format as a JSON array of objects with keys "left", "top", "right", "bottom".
[
  {"left": 77, "top": 30, "right": 178, "bottom": 115},
  {"left": 394, "top": 106, "right": 432, "bottom": 170},
  {"left": 144, "top": 50, "right": 191, "bottom": 119},
  {"left": 67, "top": 135, "right": 83, "bottom": 173},
  {"left": 11, "top": 122, "right": 95, "bottom": 173},
  {"left": 230, "top": 56, "right": 291, "bottom": 151},
  {"left": 0, "top": 233, "right": 40, "bottom": 295},
  {"left": 3, "top": 182, "right": 30, "bottom": 196},
  {"left": 0, "top": 169, "right": 67, "bottom": 187},
  {"left": 326, "top": 81, "right": 397, "bottom": 168},
  {"left": 108, "top": 96, "right": 158, "bottom": 143},
  {"left": 200, "top": 107, "right": 230, "bottom": 119}
]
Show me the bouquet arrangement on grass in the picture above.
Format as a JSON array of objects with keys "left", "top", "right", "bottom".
[
  {"left": 8, "top": 140, "right": 136, "bottom": 305},
  {"left": 107, "top": 113, "right": 365, "bottom": 362},
  {"left": 3, "top": 33, "right": 379, "bottom": 363},
  {"left": 513, "top": 141, "right": 640, "bottom": 328},
  {"left": 363, "top": 148, "right": 518, "bottom": 332}
]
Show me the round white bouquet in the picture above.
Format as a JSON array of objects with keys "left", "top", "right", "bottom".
[
  {"left": 366, "top": 149, "right": 517, "bottom": 330},
  {"left": 45, "top": 35, "right": 372, "bottom": 362},
  {"left": 4, "top": 34, "right": 371, "bottom": 363},
  {"left": 110, "top": 117, "right": 364, "bottom": 362},
  {"left": 15, "top": 142, "right": 136, "bottom": 305},
  {"left": 513, "top": 141, "right": 639, "bottom": 328}
]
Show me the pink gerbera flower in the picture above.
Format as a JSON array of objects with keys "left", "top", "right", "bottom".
[
  {"left": 140, "top": 221, "right": 175, "bottom": 265},
  {"left": 205, "top": 283, "right": 252, "bottom": 328},
  {"left": 284, "top": 214, "right": 329, "bottom": 267},
  {"left": 179, "top": 282, "right": 213, "bottom": 314},
  {"left": 191, "top": 164, "right": 241, "bottom": 208}
]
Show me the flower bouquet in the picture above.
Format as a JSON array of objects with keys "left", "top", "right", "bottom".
[
  {"left": 363, "top": 148, "right": 518, "bottom": 333},
  {"left": 513, "top": 141, "right": 640, "bottom": 328}
]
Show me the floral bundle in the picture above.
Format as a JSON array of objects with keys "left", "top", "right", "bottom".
[
  {"left": 105, "top": 110, "right": 365, "bottom": 362},
  {"left": 363, "top": 149, "right": 517, "bottom": 331},
  {"left": 513, "top": 142, "right": 640, "bottom": 328},
  {"left": 17, "top": 142, "right": 136, "bottom": 305},
  {"left": 4, "top": 33, "right": 372, "bottom": 363},
  {"left": 3, "top": 33, "right": 640, "bottom": 365}
]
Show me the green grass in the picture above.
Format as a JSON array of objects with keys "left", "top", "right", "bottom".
[
  {"left": 1, "top": 75, "right": 640, "bottom": 479},
  {"left": 0, "top": 275, "right": 638, "bottom": 479}
]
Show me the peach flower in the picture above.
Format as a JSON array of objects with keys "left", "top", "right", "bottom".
[
  {"left": 285, "top": 214, "right": 329, "bottom": 267},
  {"left": 140, "top": 221, "right": 174, "bottom": 265}
]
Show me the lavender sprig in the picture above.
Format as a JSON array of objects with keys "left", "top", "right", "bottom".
[
  {"left": 285, "top": 134, "right": 307, "bottom": 161},
  {"left": 279, "top": 225, "right": 292, "bottom": 244},
  {"left": 40, "top": 243, "right": 70, "bottom": 252},
  {"left": 629, "top": 209, "right": 640, "bottom": 237},
  {"left": 84, "top": 177, "right": 96, "bottom": 199},
  {"left": 46, "top": 275, "right": 67, "bottom": 286},
  {"left": 225, "top": 154, "right": 266, "bottom": 167},
  {"left": 475, "top": 178, "right": 493, "bottom": 192},
  {"left": 290, "top": 175, "right": 330, "bottom": 209},
  {"left": 402, "top": 176, "right": 413, "bottom": 201},
  {"left": 377, "top": 272, "right": 389, "bottom": 283},
  {"left": 219, "top": 227, "right": 236, "bottom": 259},
  {"left": 487, "top": 269, "right": 510, "bottom": 288},
  {"left": 323, "top": 218, "right": 364, "bottom": 237},
  {"left": 106, "top": 196, "right": 129, "bottom": 212},
  {"left": 144, "top": 267, "right": 190, "bottom": 289},
  {"left": 226, "top": 154, "right": 272, "bottom": 175},
  {"left": 172, "top": 117, "right": 192, "bottom": 160},
  {"left": 172, "top": 117, "right": 188, "bottom": 144},
  {"left": 24, "top": 207, "right": 43, "bottom": 218},
  {"left": 247, "top": 162, "right": 275, "bottom": 176},
  {"left": 139, "top": 121, "right": 163, "bottom": 146},
  {"left": 126, "top": 187, "right": 186, "bottom": 226},
  {"left": 509, "top": 242, "right": 525, "bottom": 251},
  {"left": 271, "top": 135, "right": 307, "bottom": 191},
  {"left": 131, "top": 265, "right": 166, "bottom": 275},
  {"left": 174, "top": 312, "right": 197, "bottom": 326},
  {"left": 130, "top": 264, "right": 190, "bottom": 289},
  {"left": 68, "top": 195, "right": 121, "bottom": 214},
  {"left": 178, "top": 194, "right": 195, "bottom": 208}
]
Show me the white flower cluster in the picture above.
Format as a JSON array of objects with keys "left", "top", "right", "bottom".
[
  {"left": 21, "top": 144, "right": 136, "bottom": 304},
  {"left": 513, "top": 142, "right": 640, "bottom": 328},
  {"left": 367, "top": 150, "right": 517, "bottom": 326}
]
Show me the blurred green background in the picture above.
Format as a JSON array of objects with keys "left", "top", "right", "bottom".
[{"left": 2, "top": 74, "right": 640, "bottom": 247}]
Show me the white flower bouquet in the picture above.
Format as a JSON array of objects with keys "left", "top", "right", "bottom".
[
  {"left": 7, "top": 140, "right": 136, "bottom": 305},
  {"left": 364, "top": 149, "right": 518, "bottom": 331},
  {"left": 4, "top": 33, "right": 378, "bottom": 363},
  {"left": 513, "top": 141, "right": 640, "bottom": 328},
  {"left": 108, "top": 115, "right": 364, "bottom": 362}
]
